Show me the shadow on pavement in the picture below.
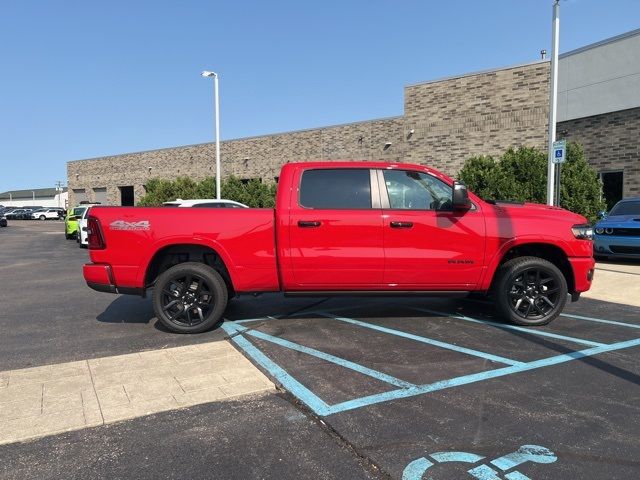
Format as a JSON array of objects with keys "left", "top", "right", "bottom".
[{"left": 97, "top": 295, "right": 155, "bottom": 325}]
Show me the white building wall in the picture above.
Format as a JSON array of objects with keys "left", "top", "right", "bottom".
[
  {"left": 1, "top": 191, "right": 68, "bottom": 209},
  {"left": 558, "top": 29, "right": 640, "bottom": 122}
]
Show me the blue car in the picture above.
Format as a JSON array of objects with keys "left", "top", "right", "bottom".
[{"left": 593, "top": 197, "right": 640, "bottom": 259}]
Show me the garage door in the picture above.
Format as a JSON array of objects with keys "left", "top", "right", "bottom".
[{"left": 94, "top": 187, "right": 107, "bottom": 205}]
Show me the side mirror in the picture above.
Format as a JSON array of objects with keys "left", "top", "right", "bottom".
[
  {"left": 597, "top": 210, "right": 607, "bottom": 220},
  {"left": 452, "top": 182, "right": 472, "bottom": 210}
]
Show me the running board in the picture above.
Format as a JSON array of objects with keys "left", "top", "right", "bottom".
[{"left": 283, "top": 291, "right": 471, "bottom": 298}]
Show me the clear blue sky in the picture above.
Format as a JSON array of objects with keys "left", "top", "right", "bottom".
[{"left": 0, "top": 0, "right": 638, "bottom": 192}]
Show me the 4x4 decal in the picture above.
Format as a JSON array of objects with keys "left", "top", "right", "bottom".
[{"left": 109, "top": 220, "right": 150, "bottom": 231}]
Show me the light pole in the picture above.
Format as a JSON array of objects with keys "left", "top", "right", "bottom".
[
  {"left": 546, "top": 0, "right": 560, "bottom": 206},
  {"left": 201, "top": 70, "right": 221, "bottom": 200},
  {"left": 31, "top": 191, "right": 35, "bottom": 202}
]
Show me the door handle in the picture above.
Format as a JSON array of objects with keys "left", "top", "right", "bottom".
[
  {"left": 390, "top": 221, "right": 413, "bottom": 228},
  {"left": 298, "top": 220, "right": 321, "bottom": 228}
]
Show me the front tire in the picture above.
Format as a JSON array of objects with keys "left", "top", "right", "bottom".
[
  {"left": 39, "top": 215, "right": 46, "bottom": 220},
  {"left": 152, "top": 262, "right": 228, "bottom": 334},
  {"left": 493, "top": 256, "right": 567, "bottom": 326}
]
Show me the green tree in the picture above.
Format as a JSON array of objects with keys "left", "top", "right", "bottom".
[
  {"left": 493, "top": 146, "right": 547, "bottom": 203},
  {"left": 457, "top": 155, "right": 498, "bottom": 200},
  {"left": 138, "top": 175, "right": 278, "bottom": 208},
  {"left": 458, "top": 143, "right": 604, "bottom": 222},
  {"left": 557, "top": 142, "right": 606, "bottom": 222}
]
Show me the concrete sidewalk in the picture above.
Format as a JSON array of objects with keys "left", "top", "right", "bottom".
[
  {"left": 584, "top": 260, "right": 640, "bottom": 307},
  {"left": 0, "top": 341, "right": 273, "bottom": 445}
]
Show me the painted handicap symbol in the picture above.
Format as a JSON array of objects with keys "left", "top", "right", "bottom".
[{"left": 402, "top": 445, "right": 557, "bottom": 480}]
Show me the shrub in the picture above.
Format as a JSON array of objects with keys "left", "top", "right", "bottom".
[
  {"left": 138, "top": 175, "right": 277, "bottom": 208},
  {"left": 459, "top": 143, "right": 605, "bottom": 223}
]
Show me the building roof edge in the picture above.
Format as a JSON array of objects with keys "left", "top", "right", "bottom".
[{"left": 560, "top": 28, "right": 640, "bottom": 59}]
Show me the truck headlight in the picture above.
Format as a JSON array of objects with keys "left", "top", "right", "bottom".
[
  {"left": 572, "top": 224, "right": 593, "bottom": 240},
  {"left": 594, "top": 227, "right": 604, "bottom": 234}
]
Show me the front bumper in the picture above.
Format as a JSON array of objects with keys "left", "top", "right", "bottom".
[
  {"left": 594, "top": 234, "right": 640, "bottom": 258},
  {"left": 568, "top": 256, "right": 595, "bottom": 293}
]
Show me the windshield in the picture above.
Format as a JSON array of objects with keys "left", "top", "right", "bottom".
[
  {"left": 73, "top": 207, "right": 86, "bottom": 217},
  {"left": 609, "top": 200, "right": 640, "bottom": 216}
]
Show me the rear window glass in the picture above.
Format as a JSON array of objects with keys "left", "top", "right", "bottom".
[
  {"left": 300, "top": 169, "right": 371, "bottom": 209},
  {"left": 609, "top": 201, "right": 640, "bottom": 216}
]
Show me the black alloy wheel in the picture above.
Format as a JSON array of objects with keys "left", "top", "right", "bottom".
[
  {"left": 494, "top": 256, "right": 567, "bottom": 326},
  {"left": 153, "top": 262, "right": 228, "bottom": 333}
]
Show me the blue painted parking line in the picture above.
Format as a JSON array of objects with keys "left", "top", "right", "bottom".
[
  {"left": 322, "top": 336, "right": 640, "bottom": 415},
  {"left": 222, "top": 308, "right": 640, "bottom": 417},
  {"left": 412, "top": 307, "right": 606, "bottom": 348},
  {"left": 235, "top": 315, "right": 281, "bottom": 325},
  {"left": 222, "top": 321, "right": 333, "bottom": 416},
  {"left": 322, "top": 314, "right": 524, "bottom": 366},
  {"left": 560, "top": 312, "right": 640, "bottom": 329},
  {"left": 228, "top": 322, "right": 415, "bottom": 388}
]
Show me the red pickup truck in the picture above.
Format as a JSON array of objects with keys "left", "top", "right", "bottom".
[{"left": 83, "top": 161, "right": 595, "bottom": 333}]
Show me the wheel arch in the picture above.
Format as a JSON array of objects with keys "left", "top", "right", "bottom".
[
  {"left": 483, "top": 240, "right": 575, "bottom": 294},
  {"left": 143, "top": 242, "right": 236, "bottom": 297}
]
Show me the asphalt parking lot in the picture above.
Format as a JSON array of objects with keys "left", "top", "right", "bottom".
[{"left": 1, "top": 221, "right": 639, "bottom": 479}]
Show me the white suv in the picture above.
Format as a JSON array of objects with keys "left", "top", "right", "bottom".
[
  {"left": 77, "top": 204, "right": 101, "bottom": 247},
  {"left": 162, "top": 199, "right": 249, "bottom": 208},
  {"left": 32, "top": 208, "right": 65, "bottom": 220}
]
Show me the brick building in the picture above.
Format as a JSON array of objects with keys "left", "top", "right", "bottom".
[{"left": 67, "top": 29, "right": 639, "bottom": 208}]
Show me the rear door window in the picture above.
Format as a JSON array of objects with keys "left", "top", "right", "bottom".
[{"left": 300, "top": 169, "right": 372, "bottom": 209}]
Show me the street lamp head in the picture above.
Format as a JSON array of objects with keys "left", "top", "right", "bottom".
[{"left": 201, "top": 71, "right": 217, "bottom": 78}]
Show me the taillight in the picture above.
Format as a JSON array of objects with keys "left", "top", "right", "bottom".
[{"left": 87, "top": 216, "right": 106, "bottom": 249}]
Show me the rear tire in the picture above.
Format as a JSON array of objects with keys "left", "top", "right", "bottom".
[
  {"left": 493, "top": 256, "right": 567, "bottom": 326},
  {"left": 152, "top": 262, "right": 228, "bottom": 334}
]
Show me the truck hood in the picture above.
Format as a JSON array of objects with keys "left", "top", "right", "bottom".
[{"left": 487, "top": 201, "right": 588, "bottom": 224}]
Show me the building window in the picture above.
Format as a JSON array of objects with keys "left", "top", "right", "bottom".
[
  {"left": 119, "top": 186, "right": 135, "bottom": 206},
  {"left": 599, "top": 171, "right": 623, "bottom": 210}
]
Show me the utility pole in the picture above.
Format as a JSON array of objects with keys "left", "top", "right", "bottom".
[
  {"left": 201, "top": 71, "right": 221, "bottom": 199},
  {"left": 55, "top": 180, "right": 64, "bottom": 208},
  {"left": 546, "top": 0, "right": 560, "bottom": 206}
]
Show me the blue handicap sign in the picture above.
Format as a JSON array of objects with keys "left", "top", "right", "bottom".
[
  {"left": 402, "top": 444, "right": 557, "bottom": 480},
  {"left": 555, "top": 149, "right": 563, "bottom": 158}
]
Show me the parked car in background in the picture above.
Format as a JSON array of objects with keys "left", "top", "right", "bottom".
[
  {"left": 19, "top": 209, "right": 36, "bottom": 219},
  {"left": 594, "top": 197, "right": 640, "bottom": 260},
  {"left": 66, "top": 204, "right": 100, "bottom": 240},
  {"left": 31, "top": 208, "right": 65, "bottom": 220},
  {"left": 65, "top": 206, "right": 88, "bottom": 239},
  {"left": 5, "top": 209, "right": 29, "bottom": 220},
  {"left": 77, "top": 205, "right": 98, "bottom": 247},
  {"left": 163, "top": 199, "right": 249, "bottom": 208}
]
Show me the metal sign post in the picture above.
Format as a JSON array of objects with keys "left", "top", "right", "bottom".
[
  {"left": 546, "top": 0, "right": 561, "bottom": 206},
  {"left": 552, "top": 140, "right": 566, "bottom": 206}
]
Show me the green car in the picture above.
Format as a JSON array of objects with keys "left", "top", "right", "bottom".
[{"left": 64, "top": 206, "right": 88, "bottom": 239}]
